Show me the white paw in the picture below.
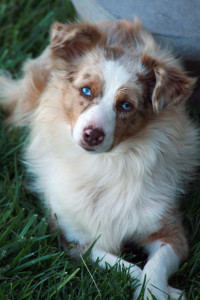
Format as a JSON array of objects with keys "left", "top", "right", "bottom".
[
  {"left": 133, "top": 284, "right": 168, "bottom": 300},
  {"left": 168, "top": 286, "right": 186, "bottom": 300},
  {"left": 133, "top": 267, "right": 169, "bottom": 300},
  {"left": 133, "top": 285, "right": 186, "bottom": 300}
]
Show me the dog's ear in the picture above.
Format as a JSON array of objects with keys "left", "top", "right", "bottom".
[
  {"left": 138, "top": 54, "right": 196, "bottom": 114},
  {"left": 50, "top": 22, "right": 106, "bottom": 61}
]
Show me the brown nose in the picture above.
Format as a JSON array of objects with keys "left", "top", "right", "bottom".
[{"left": 83, "top": 127, "right": 105, "bottom": 146}]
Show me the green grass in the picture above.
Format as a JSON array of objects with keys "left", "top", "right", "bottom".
[{"left": 0, "top": 1, "right": 200, "bottom": 299}]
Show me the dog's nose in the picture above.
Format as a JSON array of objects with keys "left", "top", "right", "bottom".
[{"left": 83, "top": 127, "right": 105, "bottom": 146}]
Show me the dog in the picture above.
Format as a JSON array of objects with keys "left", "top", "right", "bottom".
[{"left": 0, "top": 19, "right": 199, "bottom": 299}]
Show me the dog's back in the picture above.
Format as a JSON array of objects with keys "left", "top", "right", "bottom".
[{"left": 0, "top": 47, "right": 50, "bottom": 125}]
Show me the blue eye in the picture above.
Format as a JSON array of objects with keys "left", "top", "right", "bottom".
[
  {"left": 122, "top": 102, "right": 131, "bottom": 110},
  {"left": 81, "top": 87, "right": 91, "bottom": 97},
  {"left": 116, "top": 101, "right": 133, "bottom": 112},
  {"left": 121, "top": 101, "right": 132, "bottom": 110}
]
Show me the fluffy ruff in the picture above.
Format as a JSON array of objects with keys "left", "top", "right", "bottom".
[{"left": 0, "top": 19, "right": 199, "bottom": 299}]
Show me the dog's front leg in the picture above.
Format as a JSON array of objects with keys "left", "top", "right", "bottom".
[
  {"left": 91, "top": 247, "right": 142, "bottom": 282},
  {"left": 134, "top": 240, "right": 186, "bottom": 300}
]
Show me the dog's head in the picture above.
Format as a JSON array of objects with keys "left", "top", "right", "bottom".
[{"left": 50, "top": 21, "right": 195, "bottom": 153}]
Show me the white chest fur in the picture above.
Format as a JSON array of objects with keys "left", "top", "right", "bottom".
[
  {"left": 34, "top": 156, "right": 165, "bottom": 251},
  {"left": 26, "top": 129, "right": 180, "bottom": 252},
  {"left": 26, "top": 103, "right": 198, "bottom": 253}
]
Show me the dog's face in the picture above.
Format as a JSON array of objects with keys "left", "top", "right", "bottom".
[
  {"left": 50, "top": 22, "right": 195, "bottom": 153},
  {"left": 65, "top": 52, "right": 146, "bottom": 153}
]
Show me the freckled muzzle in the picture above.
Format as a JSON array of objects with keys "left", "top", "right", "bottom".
[{"left": 72, "top": 102, "right": 115, "bottom": 153}]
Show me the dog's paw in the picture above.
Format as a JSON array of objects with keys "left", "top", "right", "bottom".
[
  {"left": 168, "top": 286, "right": 186, "bottom": 300},
  {"left": 133, "top": 285, "right": 186, "bottom": 300},
  {"left": 133, "top": 285, "right": 168, "bottom": 300}
]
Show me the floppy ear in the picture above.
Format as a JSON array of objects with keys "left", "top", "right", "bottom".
[
  {"left": 138, "top": 54, "right": 196, "bottom": 114},
  {"left": 50, "top": 22, "right": 106, "bottom": 61}
]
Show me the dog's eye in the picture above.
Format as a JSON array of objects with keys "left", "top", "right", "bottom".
[
  {"left": 122, "top": 102, "right": 132, "bottom": 110},
  {"left": 81, "top": 87, "right": 91, "bottom": 97},
  {"left": 116, "top": 101, "right": 133, "bottom": 112}
]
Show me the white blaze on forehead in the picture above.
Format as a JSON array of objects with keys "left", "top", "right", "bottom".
[
  {"left": 103, "top": 60, "right": 131, "bottom": 98},
  {"left": 73, "top": 59, "right": 131, "bottom": 153},
  {"left": 98, "top": 59, "right": 131, "bottom": 139},
  {"left": 98, "top": 59, "right": 132, "bottom": 122}
]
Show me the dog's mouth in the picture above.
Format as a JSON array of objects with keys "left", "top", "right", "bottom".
[
  {"left": 79, "top": 141, "right": 113, "bottom": 154},
  {"left": 80, "top": 143, "right": 96, "bottom": 152}
]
